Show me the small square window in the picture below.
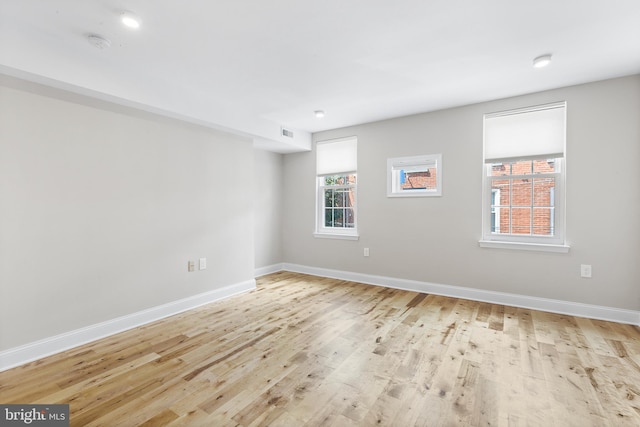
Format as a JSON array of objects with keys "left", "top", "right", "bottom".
[{"left": 387, "top": 154, "right": 442, "bottom": 197}]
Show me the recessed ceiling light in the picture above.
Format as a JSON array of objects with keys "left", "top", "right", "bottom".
[
  {"left": 533, "top": 54, "right": 552, "bottom": 68},
  {"left": 87, "top": 34, "right": 111, "bottom": 49},
  {"left": 121, "top": 11, "right": 140, "bottom": 29},
  {"left": 314, "top": 110, "right": 325, "bottom": 118}
]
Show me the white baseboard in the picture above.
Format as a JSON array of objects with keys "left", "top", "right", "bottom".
[
  {"left": 255, "top": 263, "right": 284, "bottom": 277},
  {"left": 282, "top": 263, "right": 640, "bottom": 326},
  {"left": 0, "top": 279, "right": 256, "bottom": 372},
  {"left": 3, "top": 266, "right": 637, "bottom": 372}
]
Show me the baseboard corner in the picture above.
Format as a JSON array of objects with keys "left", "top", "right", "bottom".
[{"left": 0, "top": 278, "right": 255, "bottom": 372}]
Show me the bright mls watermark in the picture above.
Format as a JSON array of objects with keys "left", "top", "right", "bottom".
[{"left": 1, "top": 405, "right": 69, "bottom": 426}]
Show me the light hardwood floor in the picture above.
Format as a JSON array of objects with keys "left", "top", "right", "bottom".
[{"left": 1, "top": 272, "right": 639, "bottom": 426}]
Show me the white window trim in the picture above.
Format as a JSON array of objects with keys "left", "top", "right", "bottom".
[
  {"left": 313, "top": 231, "right": 359, "bottom": 241},
  {"left": 478, "top": 240, "right": 570, "bottom": 253},
  {"left": 480, "top": 158, "right": 568, "bottom": 253}
]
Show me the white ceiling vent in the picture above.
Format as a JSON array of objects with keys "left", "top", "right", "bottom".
[{"left": 281, "top": 127, "right": 294, "bottom": 138}]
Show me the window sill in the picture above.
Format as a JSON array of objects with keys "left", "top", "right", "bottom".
[
  {"left": 479, "top": 240, "right": 570, "bottom": 253},
  {"left": 313, "top": 232, "right": 359, "bottom": 241}
]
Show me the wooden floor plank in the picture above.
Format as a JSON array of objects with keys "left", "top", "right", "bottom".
[{"left": 1, "top": 272, "right": 639, "bottom": 426}]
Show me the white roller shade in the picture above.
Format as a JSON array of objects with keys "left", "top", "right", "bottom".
[
  {"left": 484, "top": 102, "right": 566, "bottom": 163},
  {"left": 316, "top": 137, "right": 357, "bottom": 176}
]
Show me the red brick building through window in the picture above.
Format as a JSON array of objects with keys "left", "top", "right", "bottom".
[{"left": 490, "top": 159, "right": 556, "bottom": 236}]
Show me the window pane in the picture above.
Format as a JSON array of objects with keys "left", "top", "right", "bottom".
[
  {"left": 324, "top": 208, "right": 333, "bottom": 227},
  {"left": 493, "top": 207, "right": 510, "bottom": 234},
  {"left": 324, "top": 189, "right": 334, "bottom": 207},
  {"left": 335, "top": 189, "right": 346, "bottom": 207},
  {"left": 345, "top": 188, "right": 356, "bottom": 207},
  {"left": 489, "top": 159, "right": 557, "bottom": 176},
  {"left": 402, "top": 171, "right": 426, "bottom": 190},
  {"left": 533, "top": 159, "right": 556, "bottom": 174},
  {"left": 325, "top": 208, "right": 344, "bottom": 227},
  {"left": 533, "top": 178, "right": 555, "bottom": 207},
  {"left": 323, "top": 207, "right": 357, "bottom": 229},
  {"left": 334, "top": 209, "right": 344, "bottom": 227},
  {"left": 512, "top": 179, "right": 532, "bottom": 207},
  {"left": 323, "top": 175, "right": 338, "bottom": 186},
  {"left": 511, "top": 160, "right": 533, "bottom": 175},
  {"left": 393, "top": 165, "right": 438, "bottom": 191},
  {"left": 345, "top": 208, "right": 355, "bottom": 228},
  {"left": 490, "top": 163, "right": 510, "bottom": 177},
  {"left": 512, "top": 207, "right": 531, "bottom": 234},
  {"left": 491, "top": 179, "right": 509, "bottom": 204},
  {"left": 324, "top": 174, "right": 357, "bottom": 186},
  {"left": 401, "top": 169, "right": 437, "bottom": 191},
  {"left": 533, "top": 208, "right": 554, "bottom": 236}
]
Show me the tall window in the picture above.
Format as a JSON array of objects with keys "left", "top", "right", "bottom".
[
  {"left": 481, "top": 102, "right": 568, "bottom": 251},
  {"left": 315, "top": 137, "right": 358, "bottom": 239}
]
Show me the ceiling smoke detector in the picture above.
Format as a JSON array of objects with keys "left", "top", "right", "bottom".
[{"left": 87, "top": 34, "right": 111, "bottom": 50}]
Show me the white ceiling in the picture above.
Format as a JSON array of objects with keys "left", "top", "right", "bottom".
[{"left": 1, "top": 1, "right": 639, "bottom": 152}]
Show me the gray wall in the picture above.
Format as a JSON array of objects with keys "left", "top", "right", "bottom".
[
  {"left": 1, "top": 73, "right": 637, "bottom": 353},
  {"left": 254, "top": 149, "right": 283, "bottom": 269},
  {"left": 0, "top": 78, "right": 255, "bottom": 351},
  {"left": 283, "top": 75, "right": 640, "bottom": 311}
]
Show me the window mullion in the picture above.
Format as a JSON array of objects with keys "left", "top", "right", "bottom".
[
  {"left": 530, "top": 179, "right": 534, "bottom": 235},
  {"left": 508, "top": 178, "right": 513, "bottom": 234}
]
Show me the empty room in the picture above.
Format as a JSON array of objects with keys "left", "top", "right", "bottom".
[{"left": 1, "top": 1, "right": 639, "bottom": 426}]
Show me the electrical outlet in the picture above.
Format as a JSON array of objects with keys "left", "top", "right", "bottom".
[
  {"left": 199, "top": 258, "right": 207, "bottom": 270},
  {"left": 188, "top": 261, "right": 195, "bottom": 272},
  {"left": 364, "top": 248, "right": 370, "bottom": 257},
  {"left": 580, "top": 264, "right": 592, "bottom": 278}
]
